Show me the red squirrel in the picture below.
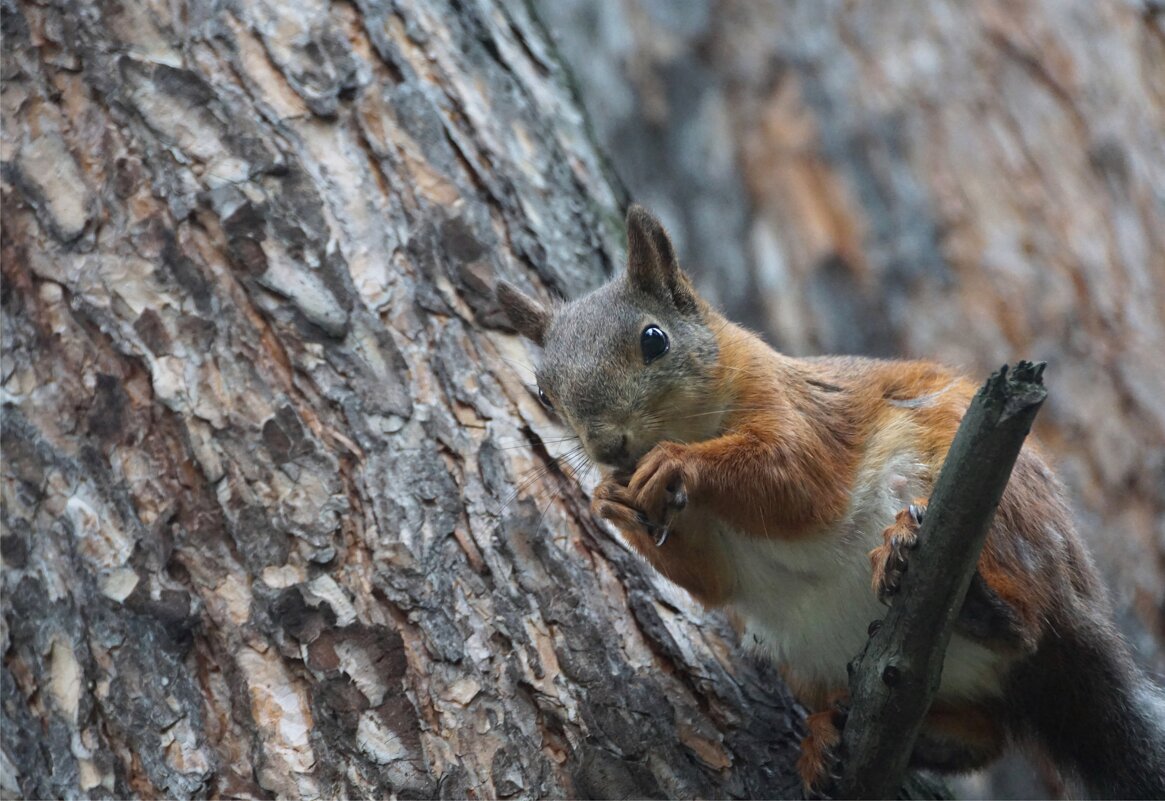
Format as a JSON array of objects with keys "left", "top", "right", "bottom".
[{"left": 496, "top": 206, "right": 1165, "bottom": 797}]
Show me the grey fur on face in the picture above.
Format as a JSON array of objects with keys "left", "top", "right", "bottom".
[
  {"left": 496, "top": 206, "right": 722, "bottom": 472},
  {"left": 537, "top": 279, "right": 718, "bottom": 469}
]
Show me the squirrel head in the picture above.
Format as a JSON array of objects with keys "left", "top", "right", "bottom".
[{"left": 497, "top": 206, "right": 724, "bottom": 472}]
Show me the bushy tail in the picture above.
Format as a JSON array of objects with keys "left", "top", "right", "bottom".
[{"left": 1009, "top": 612, "right": 1165, "bottom": 799}]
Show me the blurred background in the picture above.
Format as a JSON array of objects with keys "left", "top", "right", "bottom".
[{"left": 534, "top": 0, "right": 1165, "bottom": 795}]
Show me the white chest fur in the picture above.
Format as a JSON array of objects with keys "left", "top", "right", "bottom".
[{"left": 716, "top": 450, "right": 1006, "bottom": 702}]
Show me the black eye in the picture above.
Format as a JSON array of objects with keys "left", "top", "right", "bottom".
[
  {"left": 538, "top": 387, "right": 553, "bottom": 410},
  {"left": 640, "top": 325, "right": 670, "bottom": 364}
]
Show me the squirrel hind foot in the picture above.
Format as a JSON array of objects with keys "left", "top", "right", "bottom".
[{"left": 797, "top": 702, "right": 848, "bottom": 795}]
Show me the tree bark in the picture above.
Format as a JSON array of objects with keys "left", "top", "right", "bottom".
[{"left": 1, "top": 1, "right": 804, "bottom": 798}]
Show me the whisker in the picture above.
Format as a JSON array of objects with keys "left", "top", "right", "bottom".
[
  {"left": 533, "top": 478, "right": 565, "bottom": 537},
  {"left": 492, "top": 435, "right": 581, "bottom": 451},
  {"left": 530, "top": 443, "right": 599, "bottom": 534},
  {"left": 499, "top": 356, "right": 536, "bottom": 376},
  {"left": 561, "top": 449, "right": 594, "bottom": 483},
  {"left": 495, "top": 465, "right": 553, "bottom": 514},
  {"left": 662, "top": 406, "right": 775, "bottom": 421},
  {"left": 492, "top": 442, "right": 586, "bottom": 516}
]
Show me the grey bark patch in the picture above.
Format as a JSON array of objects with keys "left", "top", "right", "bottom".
[
  {"left": 123, "top": 585, "right": 199, "bottom": 645},
  {"left": 387, "top": 83, "right": 459, "bottom": 176},
  {"left": 261, "top": 417, "right": 294, "bottom": 463},
  {"left": 2, "top": 666, "right": 54, "bottom": 800},
  {"left": 391, "top": 447, "right": 460, "bottom": 539},
  {"left": 161, "top": 237, "right": 215, "bottom": 314},
  {"left": 258, "top": 266, "right": 352, "bottom": 340},
  {"left": 573, "top": 745, "right": 664, "bottom": 800},
  {"left": 368, "top": 329, "right": 414, "bottom": 418},
  {"left": 322, "top": 328, "right": 413, "bottom": 419},
  {"left": 362, "top": 694, "right": 435, "bottom": 797},
  {"left": 0, "top": 529, "right": 29, "bottom": 568},
  {"left": 222, "top": 200, "right": 270, "bottom": 276},
  {"left": 0, "top": 411, "right": 52, "bottom": 489},
  {"left": 477, "top": 438, "right": 512, "bottom": 501},
  {"left": 227, "top": 504, "right": 291, "bottom": 573},
  {"left": 134, "top": 308, "right": 171, "bottom": 355},
  {"left": 807, "top": 252, "right": 897, "bottom": 357},
  {"left": 254, "top": 16, "right": 362, "bottom": 117},
  {"left": 96, "top": 603, "right": 212, "bottom": 798},
  {"left": 412, "top": 606, "right": 466, "bottom": 665},
  {"left": 315, "top": 674, "right": 372, "bottom": 731},
  {"left": 150, "top": 63, "right": 217, "bottom": 108},
  {"left": 87, "top": 373, "right": 129, "bottom": 443},
  {"left": 441, "top": 214, "right": 489, "bottom": 264},
  {"left": 1089, "top": 137, "right": 1131, "bottom": 196},
  {"left": 271, "top": 586, "right": 337, "bottom": 644},
  {"left": 490, "top": 743, "right": 529, "bottom": 797},
  {"left": 43, "top": 717, "right": 81, "bottom": 798},
  {"left": 262, "top": 405, "right": 313, "bottom": 464}
]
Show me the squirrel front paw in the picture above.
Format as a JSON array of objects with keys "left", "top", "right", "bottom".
[
  {"left": 626, "top": 443, "right": 694, "bottom": 534},
  {"left": 592, "top": 478, "right": 667, "bottom": 546},
  {"left": 870, "top": 502, "right": 926, "bottom": 603}
]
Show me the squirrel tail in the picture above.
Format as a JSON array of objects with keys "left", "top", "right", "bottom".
[{"left": 1008, "top": 610, "right": 1165, "bottom": 799}]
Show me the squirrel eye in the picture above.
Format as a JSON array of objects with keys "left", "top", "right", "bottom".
[
  {"left": 640, "top": 325, "right": 670, "bottom": 364},
  {"left": 537, "top": 387, "right": 553, "bottom": 410}
]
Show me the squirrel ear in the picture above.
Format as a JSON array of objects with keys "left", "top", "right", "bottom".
[
  {"left": 625, "top": 205, "right": 697, "bottom": 313},
  {"left": 496, "top": 281, "right": 550, "bottom": 345}
]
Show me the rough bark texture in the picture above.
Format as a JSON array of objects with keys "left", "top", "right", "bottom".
[
  {"left": 535, "top": 2, "right": 1164, "bottom": 792},
  {"left": 1, "top": 1, "right": 807, "bottom": 798}
]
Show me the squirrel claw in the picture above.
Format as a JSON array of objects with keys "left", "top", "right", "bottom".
[
  {"left": 798, "top": 699, "right": 849, "bottom": 795},
  {"left": 627, "top": 442, "right": 692, "bottom": 527},
  {"left": 908, "top": 503, "right": 925, "bottom": 527},
  {"left": 653, "top": 488, "right": 685, "bottom": 547},
  {"left": 871, "top": 501, "right": 927, "bottom": 603},
  {"left": 634, "top": 511, "right": 670, "bottom": 547}
]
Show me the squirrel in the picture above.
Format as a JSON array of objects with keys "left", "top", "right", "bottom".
[{"left": 496, "top": 206, "right": 1165, "bottom": 798}]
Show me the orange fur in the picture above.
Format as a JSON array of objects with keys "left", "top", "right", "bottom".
[
  {"left": 779, "top": 665, "right": 838, "bottom": 714},
  {"left": 798, "top": 706, "right": 844, "bottom": 791},
  {"left": 920, "top": 701, "right": 1007, "bottom": 766},
  {"left": 796, "top": 694, "right": 1007, "bottom": 789},
  {"left": 610, "top": 311, "right": 1068, "bottom": 651},
  {"left": 592, "top": 481, "right": 734, "bottom": 605},
  {"left": 606, "top": 316, "right": 1076, "bottom": 790}
]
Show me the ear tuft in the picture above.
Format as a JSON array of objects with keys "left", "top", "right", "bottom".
[
  {"left": 626, "top": 205, "right": 670, "bottom": 282},
  {"left": 496, "top": 280, "right": 550, "bottom": 345},
  {"left": 625, "top": 205, "right": 696, "bottom": 313}
]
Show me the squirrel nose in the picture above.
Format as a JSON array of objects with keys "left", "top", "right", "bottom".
[{"left": 592, "top": 434, "right": 629, "bottom": 467}]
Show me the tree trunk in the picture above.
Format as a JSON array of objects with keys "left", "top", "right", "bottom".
[{"left": 1, "top": 1, "right": 805, "bottom": 798}]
